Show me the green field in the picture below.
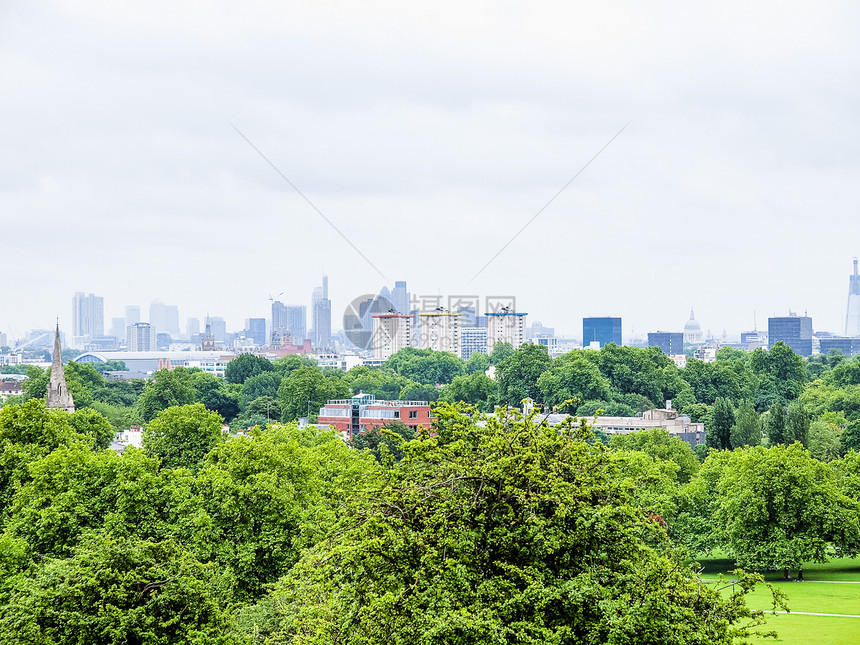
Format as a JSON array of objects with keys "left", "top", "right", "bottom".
[{"left": 695, "top": 555, "right": 860, "bottom": 644}]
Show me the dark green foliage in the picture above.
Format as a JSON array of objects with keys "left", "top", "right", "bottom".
[
  {"left": 263, "top": 404, "right": 779, "bottom": 645},
  {"left": 277, "top": 366, "right": 349, "bottom": 422},
  {"left": 440, "top": 372, "right": 498, "bottom": 411},
  {"left": 464, "top": 352, "right": 490, "bottom": 374},
  {"left": 488, "top": 341, "right": 515, "bottom": 364},
  {"left": 191, "top": 371, "right": 240, "bottom": 421},
  {"left": 383, "top": 347, "right": 465, "bottom": 385},
  {"left": 765, "top": 402, "right": 787, "bottom": 445},
  {"left": 840, "top": 419, "right": 860, "bottom": 454},
  {"left": 609, "top": 427, "right": 700, "bottom": 483},
  {"left": 135, "top": 368, "right": 196, "bottom": 422},
  {"left": 143, "top": 403, "right": 224, "bottom": 472},
  {"left": 68, "top": 408, "right": 116, "bottom": 450},
  {"left": 0, "top": 532, "right": 237, "bottom": 645},
  {"left": 348, "top": 420, "right": 416, "bottom": 463},
  {"left": 239, "top": 371, "right": 282, "bottom": 410},
  {"left": 224, "top": 353, "right": 274, "bottom": 385},
  {"left": 537, "top": 355, "right": 610, "bottom": 412},
  {"left": 785, "top": 399, "right": 810, "bottom": 446},
  {"left": 706, "top": 397, "right": 734, "bottom": 451},
  {"left": 730, "top": 400, "right": 762, "bottom": 449},
  {"left": 495, "top": 343, "right": 551, "bottom": 406}
]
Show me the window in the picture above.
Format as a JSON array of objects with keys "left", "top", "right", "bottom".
[
  {"left": 409, "top": 425, "right": 417, "bottom": 431},
  {"left": 408, "top": 410, "right": 418, "bottom": 419},
  {"left": 427, "top": 409, "right": 432, "bottom": 417},
  {"left": 394, "top": 411, "right": 400, "bottom": 418}
]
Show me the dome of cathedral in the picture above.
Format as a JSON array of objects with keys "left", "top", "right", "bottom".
[{"left": 684, "top": 309, "right": 703, "bottom": 344}]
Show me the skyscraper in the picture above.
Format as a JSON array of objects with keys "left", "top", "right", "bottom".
[
  {"left": 846, "top": 259, "right": 860, "bottom": 336},
  {"left": 647, "top": 332, "right": 684, "bottom": 356},
  {"left": 247, "top": 318, "right": 267, "bottom": 346},
  {"left": 418, "top": 311, "right": 462, "bottom": 357},
  {"left": 392, "top": 281, "right": 410, "bottom": 315},
  {"left": 312, "top": 276, "right": 332, "bottom": 349},
  {"left": 485, "top": 309, "right": 527, "bottom": 355},
  {"left": 72, "top": 292, "right": 104, "bottom": 342},
  {"left": 125, "top": 305, "right": 141, "bottom": 328},
  {"left": 582, "top": 317, "right": 622, "bottom": 348},
  {"left": 127, "top": 322, "right": 156, "bottom": 352},
  {"left": 769, "top": 315, "right": 813, "bottom": 357},
  {"left": 372, "top": 313, "right": 413, "bottom": 360}
]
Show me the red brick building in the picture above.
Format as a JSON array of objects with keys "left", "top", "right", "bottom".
[{"left": 317, "top": 392, "right": 434, "bottom": 439}]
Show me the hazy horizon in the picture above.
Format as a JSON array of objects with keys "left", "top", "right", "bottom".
[{"left": 3, "top": 1, "right": 860, "bottom": 339}]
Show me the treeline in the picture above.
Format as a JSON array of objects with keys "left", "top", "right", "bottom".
[
  {"left": 11, "top": 397, "right": 858, "bottom": 643},
  {"left": 6, "top": 342, "right": 860, "bottom": 460}
]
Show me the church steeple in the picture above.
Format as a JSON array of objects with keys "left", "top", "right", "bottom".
[{"left": 46, "top": 323, "right": 75, "bottom": 413}]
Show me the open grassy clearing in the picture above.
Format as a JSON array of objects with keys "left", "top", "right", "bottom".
[{"left": 693, "top": 554, "right": 860, "bottom": 644}]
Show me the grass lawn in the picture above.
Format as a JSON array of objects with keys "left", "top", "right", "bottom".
[{"left": 693, "top": 554, "right": 860, "bottom": 644}]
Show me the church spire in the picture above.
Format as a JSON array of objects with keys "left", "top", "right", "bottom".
[{"left": 46, "top": 323, "right": 75, "bottom": 413}]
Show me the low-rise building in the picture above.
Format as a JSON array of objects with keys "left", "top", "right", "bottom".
[{"left": 317, "top": 392, "right": 434, "bottom": 439}]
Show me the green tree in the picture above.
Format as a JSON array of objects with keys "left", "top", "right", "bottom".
[
  {"left": 224, "top": 353, "right": 274, "bottom": 385},
  {"left": 537, "top": 355, "right": 610, "bottom": 412},
  {"left": 713, "top": 444, "right": 860, "bottom": 569},
  {"left": 348, "top": 420, "right": 415, "bottom": 463},
  {"left": 840, "top": 418, "right": 860, "bottom": 455},
  {"left": 239, "top": 371, "right": 282, "bottom": 410},
  {"left": 194, "top": 424, "right": 376, "bottom": 600},
  {"left": 706, "top": 397, "right": 734, "bottom": 451},
  {"left": 278, "top": 366, "right": 349, "bottom": 422},
  {"left": 440, "top": 372, "right": 498, "bottom": 411},
  {"left": 785, "top": 400, "right": 810, "bottom": 446},
  {"left": 135, "top": 368, "right": 196, "bottom": 422},
  {"left": 808, "top": 418, "right": 842, "bottom": 462},
  {"left": 464, "top": 352, "right": 490, "bottom": 374},
  {"left": 143, "top": 403, "right": 223, "bottom": 471},
  {"left": 263, "top": 404, "right": 781, "bottom": 645},
  {"left": 0, "top": 532, "right": 236, "bottom": 645},
  {"left": 342, "top": 366, "right": 411, "bottom": 401},
  {"left": 68, "top": 407, "right": 116, "bottom": 450},
  {"left": 191, "top": 371, "right": 240, "bottom": 420},
  {"left": 495, "top": 343, "right": 552, "bottom": 406},
  {"left": 765, "top": 402, "right": 787, "bottom": 445},
  {"left": 488, "top": 341, "right": 514, "bottom": 365},
  {"left": 383, "top": 348, "right": 465, "bottom": 385},
  {"left": 730, "top": 400, "right": 761, "bottom": 449},
  {"left": 608, "top": 427, "right": 700, "bottom": 483}
]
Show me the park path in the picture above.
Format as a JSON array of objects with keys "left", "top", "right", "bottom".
[{"left": 770, "top": 611, "right": 860, "bottom": 618}]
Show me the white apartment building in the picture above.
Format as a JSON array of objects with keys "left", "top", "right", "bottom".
[
  {"left": 372, "top": 314, "right": 413, "bottom": 360},
  {"left": 418, "top": 311, "right": 461, "bottom": 357},
  {"left": 486, "top": 310, "right": 527, "bottom": 355}
]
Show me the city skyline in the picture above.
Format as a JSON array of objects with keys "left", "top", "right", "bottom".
[{"left": 3, "top": 2, "right": 860, "bottom": 338}]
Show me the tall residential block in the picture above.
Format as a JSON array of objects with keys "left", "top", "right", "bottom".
[
  {"left": 418, "top": 311, "right": 462, "bottom": 357},
  {"left": 582, "top": 317, "right": 622, "bottom": 349},
  {"left": 127, "top": 322, "right": 157, "bottom": 352},
  {"left": 485, "top": 309, "right": 527, "bottom": 355},
  {"left": 768, "top": 315, "right": 813, "bottom": 357},
  {"left": 372, "top": 313, "right": 413, "bottom": 360}
]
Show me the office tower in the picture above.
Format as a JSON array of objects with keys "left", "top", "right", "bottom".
[
  {"left": 582, "top": 317, "right": 622, "bottom": 349},
  {"left": 149, "top": 300, "right": 179, "bottom": 336},
  {"left": 0, "top": 332, "right": 6, "bottom": 348},
  {"left": 461, "top": 327, "right": 488, "bottom": 359},
  {"left": 206, "top": 316, "right": 227, "bottom": 342},
  {"left": 46, "top": 325, "right": 75, "bottom": 413},
  {"left": 768, "top": 315, "right": 813, "bottom": 357},
  {"left": 247, "top": 318, "right": 267, "bottom": 346},
  {"left": 847, "top": 259, "right": 860, "bottom": 336},
  {"left": 372, "top": 313, "right": 413, "bottom": 360},
  {"left": 109, "top": 317, "right": 126, "bottom": 340},
  {"left": 125, "top": 305, "right": 141, "bottom": 328},
  {"left": 647, "top": 332, "right": 685, "bottom": 356},
  {"left": 186, "top": 317, "right": 200, "bottom": 338},
  {"left": 72, "top": 292, "right": 104, "bottom": 340},
  {"left": 418, "top": 311, "right": 462, "bottom": 357},
  {"left": 312, "top": 275, "right": 332, "bottom": 349},
  {"left": 285, "top": 306, "right": 307, "bottom": 341},
  {"left": 392, "top": 281, "right": 410, "bottom": 315},
  {"left": 127, "top": 322, "right": 156, "bottom": 351},
  {"left": 485, "top": 309, "right": 527, "bottom": 355}
]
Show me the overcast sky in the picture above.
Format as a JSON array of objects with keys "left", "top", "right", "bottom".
[{"left": 3, "top": 1, "right": 860, "bottom": 341}]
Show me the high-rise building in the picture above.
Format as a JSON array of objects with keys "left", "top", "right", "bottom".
[
  {"left": 769, "top": 315, "right": 813, "bottom": 357},
  {"left": 312, "top": 276, "right": 332, "bottom": 349},
  {"left": 272, "top": 302, "right": 307, "bottom": 342},
  {"left": 418, "top": 311, "right": 462, "bottom": 357},
  {"left": 149, "top": 300, "right": 180, "bottom": 337},
  {"left": 72, "top": 292, "right": 104, "bottom": 342},
  {"left": 125, "top": 305, "right": 141, "bottom": 328},
  {"left": 186, "top": 317, "right": 200, "bottom": 338},
  {"left": 207, "top": 316, "right": 227, "bottom": 342},
  {"left": 582, "top": 317, "right": 622, "bottom": 349},
  {"left": 846, "top": 259, "right": 860, "bottom": 336},
  {"left": 127, "top": 322, "right": 156, "bottom": 352},
  {"left": 392, "top": 281, "right": 410, "bottom": 315},
  {"left": 372, "top": 313, "right": 413, "bottom": 360},
  {"left": 647, "top": 332, "right": 684, "bottom": 356},
  {"left": 461, "top": 327, "right": 488, "bottom": 359},
  {"left": 109, "top": 317, "right": 126, "bottom": 340},
  {"left": 247, "top": 318, "right": 267, "bottom": 346},
  {"left": 485, "top": 309, "right": 527, "bottom": 355}
]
